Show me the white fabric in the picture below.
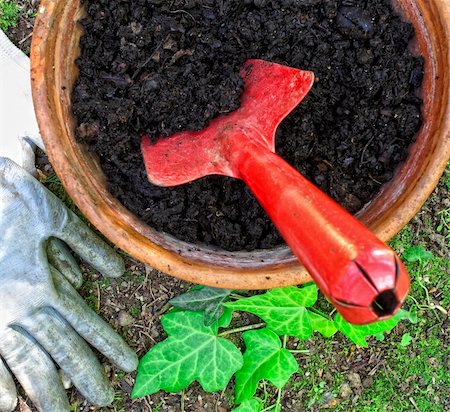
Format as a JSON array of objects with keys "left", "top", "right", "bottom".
[{"left": 0, "top": 29, "right": 43, "bottom": 174}]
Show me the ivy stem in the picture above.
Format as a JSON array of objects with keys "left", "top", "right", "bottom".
[
  {"left": 180, "top": 389, "right": 185, "bottom": 412},
  {"left": 218, "top": 322, "right": 266, "bottom": 337},
  {"left": 416, "top": 271, "right": 432, "bottom": 307},
  {"left": 230, "top": 293, "right": 248, "bottom": 300},
  {"left": 262, "top": 380, "right": 269, "bottom": 404},
  {"left": 261, "top": 401, "right": 278, "bottom": 412},
  {"left": 275, "top": 387, "right": 282, "bottom": 412},
  {"left": 289, "top": 349, "right": 310, "bottom": 354},
  {"left": 407, "top": 295, "right": 429, "bottom": 310},
  {"left": 307, "top": 306, "right": 332, "bottom": 319}
]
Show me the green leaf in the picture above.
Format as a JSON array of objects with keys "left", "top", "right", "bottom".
[
  {"left": 401, "top": 309, "right": 418, "bottom": 324},
  {"left": 333, "top": 315, "right": 369, "bottom": 347},
  {"left": 334, "top": 310, "right": 406, "bottom": 347},
  {"left": 403, "top": 246, "right": 434, "bottom": 263},
  {"left": 170, "top": 286, "right": 232, "bottom": 325},
  {"left": 374, "top": 332, "right": 385, "bottom": 341},
  {"left": 308, "top": 311, "right": 337, "bottom": 337},
  {"left": 218, "top": 306, "right": 233, "bottom": 329},
  {"left": 232, "top": 398, "right": 263, "bottom": 412},
  {"left": 235, "top": 329, "right": 299, "bottom": 403},
  {"left": 225, "top": 285, "right": 318, "bottom": 339},
  {"left": 132, "top": 311, "right": 243, "bottom": 398},
  {"left": 400, "top": 333, "right": 413, "bottom": 347}
]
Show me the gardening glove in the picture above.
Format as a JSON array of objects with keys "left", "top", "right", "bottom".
[
  {"left": 0, "top": 28, "right": 79, "bottom": 285},
  {"left": 0, "top": 30, "right": 138, "bottom": 412}
]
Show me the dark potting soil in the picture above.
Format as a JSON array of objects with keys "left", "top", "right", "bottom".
[{"left": 73, "top": 0, "right": 424, "bottom": 252}]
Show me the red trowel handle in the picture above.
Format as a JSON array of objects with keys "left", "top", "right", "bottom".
[
  {"left": 226, "top": 133, "right": 409, "bottom": 325},
  {"left": 141, "top": 60, "right": 410, "bottom": 325}
]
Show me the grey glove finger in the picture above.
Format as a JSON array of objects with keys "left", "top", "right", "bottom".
[
  {"left": 52, "top": 267, "right": 138, "bottom": 372},
  {"left": 0, "top": 327, "right": 69, "bottom": 412},
  {"left": 47, "top": 238, "right": 83, "bottom": 289},
  {"left": 58, "top": 212, "right": 124, "bottom": 279},
  {"left": 0, "top": 358, "right": 16, "bottom": 412},
  {"left": 19, "top": 307, "right": 114, "bottom": 407}
]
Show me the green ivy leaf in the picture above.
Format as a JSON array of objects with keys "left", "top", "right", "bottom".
[
  {"left": 308, "top": 311, "right": 337, "bottom": 337},
  {"left": 235, "top": 329, "right": 299, "bottom": 403},
  {"left": 232, "top": 398, "right": 263, "bottom": 412},
  {"left": 132, "top": 311, "right": 243, "bottom": 398},
  {"left": 225, "top": 285, "right": 318, "bottom": 339},
  {"left": 170, "top": 286, "right": 232, "bottom": 325},
  {"left": 334, "top": 310, "right": 407, "bottom": 347},
  {"left": 218, "top": 306, "right": 233, "bottom": 329},
  {"left": 403, "top": 246, "right": 434, "bottom": 263}
]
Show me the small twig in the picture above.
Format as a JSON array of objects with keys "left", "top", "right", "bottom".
[
  {"left": 322, "top": 159, "right": 334, "bottom": 169},
  {"left": 381, "top": 363, "right": 394, "bottom": 387},
  {"left": 131, "top": 37, "right": 166, "bottom": 80},
  {"left": 369, "top": 174, "right": 383, "bottom": 185},
  {"left": 368, "top": 360, "right": 382, "bottom": 376},
  {"left": 167, "top": 9, "right": 197, "bottom": 24},
  {"left": 143, "top": 396, "right": 153, "bottom": 410},
  {"left": 146, "top": 269, "right": 156, "bottom": 301},
  {"left": 131, "top": 269, "right": 149, "bottom": 297},
  {"left": 96, "top": 283, "right": 101, "bottom": 312},
  {"left": 385, "top": 364, "right": 401, "bottom": 384},
  {"left": 409, "top": 397, "right": 421, "bottom": 412},
  {"left": 218, "top": 322, "right": 265, "bottom": 337},
  {"left": 157, "top": 301, "right": 172, "bottom": 316},
  {"left": 134, "top": 323, "right": 157, "bottom": 345},
  {"left": 360, "top": 135, "right": 376, "bottom": 166},
  {"left": 232, "top": 33, "right": 245, "bottom": 48},
  {"left": 19, "top": 32, "right": 33, "bottom": 45}
]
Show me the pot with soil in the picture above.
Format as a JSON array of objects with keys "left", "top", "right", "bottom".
[{"left": 31, "top": 0, "right": 450, "bottom": 290}]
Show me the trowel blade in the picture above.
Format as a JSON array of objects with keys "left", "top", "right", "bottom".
[{"left": 141, "top": 59, "right": 314, "bottom": 187}]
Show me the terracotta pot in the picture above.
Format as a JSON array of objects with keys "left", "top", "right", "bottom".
[{"left": 31, "top": 0, "right": 450, "bottom": 290}]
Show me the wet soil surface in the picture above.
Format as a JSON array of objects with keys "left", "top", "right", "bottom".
[{"left": 73, "top": 0, "right": 424, "bottom": 251}]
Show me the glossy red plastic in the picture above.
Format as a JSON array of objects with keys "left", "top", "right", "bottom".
[{"left": 141, "top": 59, "right": 410, "bottom": 325}]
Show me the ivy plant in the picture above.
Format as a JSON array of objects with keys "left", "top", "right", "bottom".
[{"left": 132, "top": 284, "right": 413, "bottom": 410}]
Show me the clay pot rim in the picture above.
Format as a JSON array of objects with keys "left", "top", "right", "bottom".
[{"left": 31, "top": 0, "right": 450, "bottom": 290}]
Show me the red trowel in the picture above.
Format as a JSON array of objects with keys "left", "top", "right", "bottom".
[{"left": 141, "top": 59, "right": 410, "bottom": 325}]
